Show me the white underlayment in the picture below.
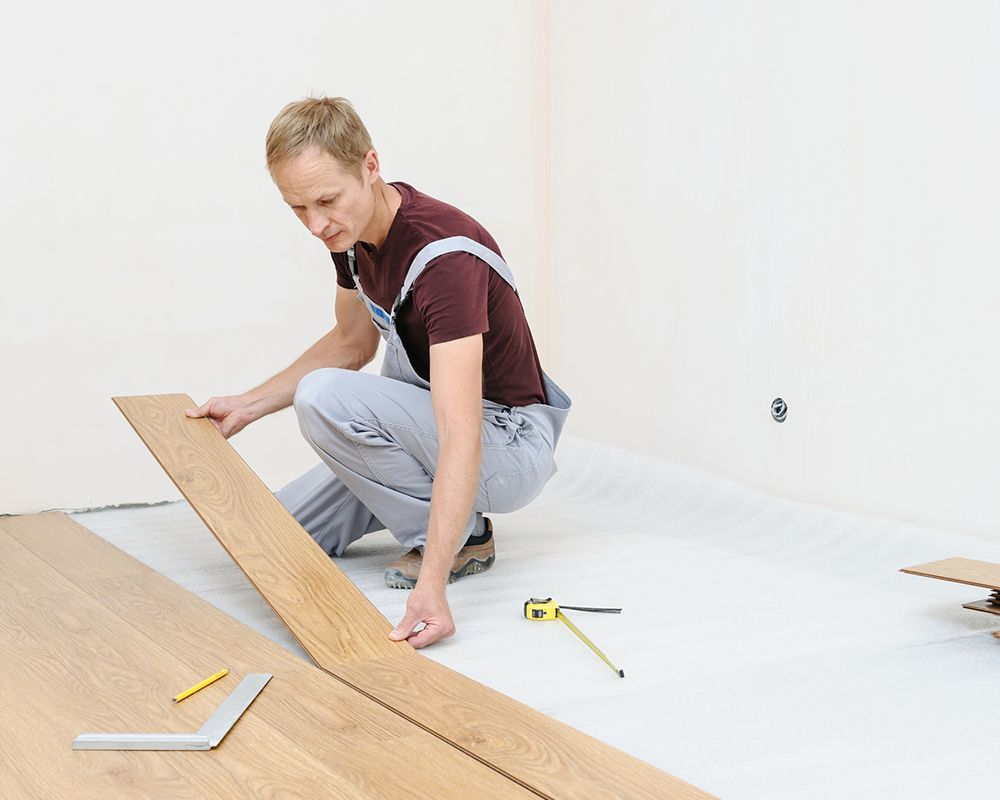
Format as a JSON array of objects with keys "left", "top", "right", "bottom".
[{"left": 73, "top": 436, "right": 1000, "bottom": 799}]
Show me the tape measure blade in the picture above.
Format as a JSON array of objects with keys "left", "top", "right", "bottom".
[{"left": 557, "top": 611, "right": 624, "bottom": 677}]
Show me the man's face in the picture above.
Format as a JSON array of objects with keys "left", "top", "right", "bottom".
[{"left": 272, "top": 146, "right": 377, "bottom": 252}]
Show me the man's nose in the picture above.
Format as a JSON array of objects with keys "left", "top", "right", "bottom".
[{"left": 306, "top": 209, "right": 328, "bottom": 237}]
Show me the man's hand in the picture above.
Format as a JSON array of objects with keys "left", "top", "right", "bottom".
[
  {"left": 185, "top": 395, "right": 262, "bottom": 439},
  {"left": 389, "top": 583, "right": 456, "bottom": 649}
]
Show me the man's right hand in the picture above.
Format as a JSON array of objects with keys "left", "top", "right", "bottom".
[{"left": 185, "top": 395, "right": 261, "bottom": 439}]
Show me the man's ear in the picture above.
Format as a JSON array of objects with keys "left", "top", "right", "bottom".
[{"left": 362, "top": 149, "right": 380, "bottom": 185}]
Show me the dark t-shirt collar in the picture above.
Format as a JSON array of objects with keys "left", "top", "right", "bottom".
[{"left": 358, "top": 181, "right": 412, "bottom": 257}]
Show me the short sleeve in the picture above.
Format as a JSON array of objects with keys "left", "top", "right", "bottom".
[
  {"left": 411, "top": 253, "right": 490, "bottom": 346},
  {"left": 330, "top": 251, "right": 356, "bottom": 290}
]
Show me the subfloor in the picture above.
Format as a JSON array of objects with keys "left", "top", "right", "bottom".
[{"left": 74, "top": 436, "right": 1000, "bottom": 800}]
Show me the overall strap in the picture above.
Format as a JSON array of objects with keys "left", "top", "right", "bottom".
[
  {"left": 347, "top": 247, "right": 360, "bottom": 289},
  {"left": 392, "top": 236, "right": 518, "bottom": 318},
  {"left": 346, "top": 245, "right": 394, "bottom": 329}
]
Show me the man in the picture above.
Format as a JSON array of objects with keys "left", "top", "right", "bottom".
[{"left": 187, "top": 97, "right": 570, "bottom": 648}]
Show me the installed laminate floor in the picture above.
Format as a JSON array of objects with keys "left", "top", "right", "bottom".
[
  {"left": 73, "top": 435, "right": 1000, "bottom": 799},
  {"left": 0, "top": 513, "right": 536, "bottom": 799}
]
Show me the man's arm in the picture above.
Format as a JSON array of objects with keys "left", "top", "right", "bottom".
[
  {"left": 389, "top": 333, "right": 484, "bottom": 648},
  {"left": 186, "top": 285, "right": 380, "bottom": 438}
]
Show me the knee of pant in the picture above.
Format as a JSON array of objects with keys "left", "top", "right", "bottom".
[
  {"left": 294, "top": 368, "right": 330, "bottom": 420},
  {"left": 293, "top": 368, "right": 362, "bottom": 427}
]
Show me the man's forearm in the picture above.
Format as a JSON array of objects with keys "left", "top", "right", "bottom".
[
  {"left": 419, "top": 434, "right": 482, "bottom": 587},
  {"left": 243, "top": 328, "right": 375, "bottom": 417}
]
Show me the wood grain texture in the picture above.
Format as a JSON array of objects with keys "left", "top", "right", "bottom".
[
  {"left": 901, "top": 557, "right": 1000, "bottom": 590},
  {"left": 111, "top": 393, "right": 715, "bottom": 799},
  {"left": 113, "top": 393, "right": 408, "bottom": 665},
  {"left": 333, "top": 655, "right": 715, "bottom": 800},
  {"left": 0, "top": 561, "right": 207, "bottom": 800},
  {"left": 0, "top": 514, "right": 537, "bottom": 800},
  {"left": 0, "top": 524, "right": 351, "bottom": 800}
]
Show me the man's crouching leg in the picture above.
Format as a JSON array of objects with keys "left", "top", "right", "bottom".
[
  {"left": 275, "top": 461, "right": 386, "bottom": 557},
  {"left": 289, "top": 367, "right": 492, "bottom": 586}
]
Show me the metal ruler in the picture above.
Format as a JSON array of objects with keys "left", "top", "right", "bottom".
[{"left": 73, "top": 672, "right": 272, "bottom": 751}]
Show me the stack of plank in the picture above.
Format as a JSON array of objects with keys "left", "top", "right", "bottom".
[
  {"left": 902, "top": 557, "right": 1000, "bottom": 633},
  {"left": 0, "top": 394, "right": 715, "bottom": 799}
]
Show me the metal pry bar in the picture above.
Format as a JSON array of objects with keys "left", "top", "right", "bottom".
[{"left": 73, "top": 673, "right": 272, "bottom": 751}]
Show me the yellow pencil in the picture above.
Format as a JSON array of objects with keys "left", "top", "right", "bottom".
[{"left": 172, "top": 668, "right": 229, "bottom": 703}]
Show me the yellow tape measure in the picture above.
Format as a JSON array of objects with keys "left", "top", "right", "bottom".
[{"left": 523, "top": 597, "right": 625, "bottom": 678}]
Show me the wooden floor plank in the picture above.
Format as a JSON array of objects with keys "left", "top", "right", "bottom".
[
  {"left": 0, "top": 525, "right": 372, "bottom": 800},
  {"left": 113, "top": 393, "right": 408, "bottom": 666},
  {"left": 110, "top": 393, "right": 716, "bottom": 799},
  {"left": 334, "top": 655, "right": 713, "bottom": 800},
  {"left": 0, "top": 516, "right": 537, "bottom": 800},
  {"left": 901, "top": 557, "right": 1000, "bottom": 590},
  {"left": 0, "top": 638, "right": 206, "bottom": 800}
]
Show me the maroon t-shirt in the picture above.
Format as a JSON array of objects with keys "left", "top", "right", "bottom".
[{"left": 331, "top": 182, "right": 547, "bottom": 408}]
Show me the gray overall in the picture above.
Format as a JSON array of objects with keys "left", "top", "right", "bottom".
[{"left": 276, "top": 236, "right": 572, "bottom": 557}]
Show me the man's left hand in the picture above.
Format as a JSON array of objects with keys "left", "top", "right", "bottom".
[{"left": 389, "top": 584, "right": 455, "bottom": 649}]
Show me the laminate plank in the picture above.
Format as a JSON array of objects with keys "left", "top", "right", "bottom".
[
  {"left": 901, "top": 557, "right": 1000, "bottom": 590},
  {"left": 962, "top": 599, "right": 1000, "bottom": 615},
  {"left": 0, "top": 514, "right": 538, "bottom": 800},
  {"left": 0, "top": 637, "right": 205, "bottom": 800},
  {"left": 0, "top": 526, "right": 377, "bottom": 800},
  {"left": 110, "top": 394, "right": 716, "bottom": 798},
  {"left": 334, "top": 655, "right": 715, "bottom": 800},
  {"left": 113, "top": 393, "right": 408, "bottom": 666}
]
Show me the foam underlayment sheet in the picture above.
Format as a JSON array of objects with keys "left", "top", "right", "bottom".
[{"left": 74, "top": 435, "right": 1000, "bottom": 800}]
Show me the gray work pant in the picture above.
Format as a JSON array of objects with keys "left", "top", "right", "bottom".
[{"left": 275, "top": 368, "right": 559, "bottom": 557}]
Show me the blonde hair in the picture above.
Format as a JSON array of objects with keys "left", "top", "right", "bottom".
[{"left": 265, "top": 97, "right": 373, "bottom": 174}]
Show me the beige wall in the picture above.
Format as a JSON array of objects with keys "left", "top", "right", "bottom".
[{"left": 545, "top": 1, "right": 1000, "bottom": 542}]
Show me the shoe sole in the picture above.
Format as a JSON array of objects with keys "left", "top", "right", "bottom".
[{"left": 384, "top": 554, "right": 495, "bottom": 590}]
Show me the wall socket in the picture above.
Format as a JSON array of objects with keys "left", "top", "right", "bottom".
[{"left": 771, "top": 398, "right": 787, "bottom": 423}]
